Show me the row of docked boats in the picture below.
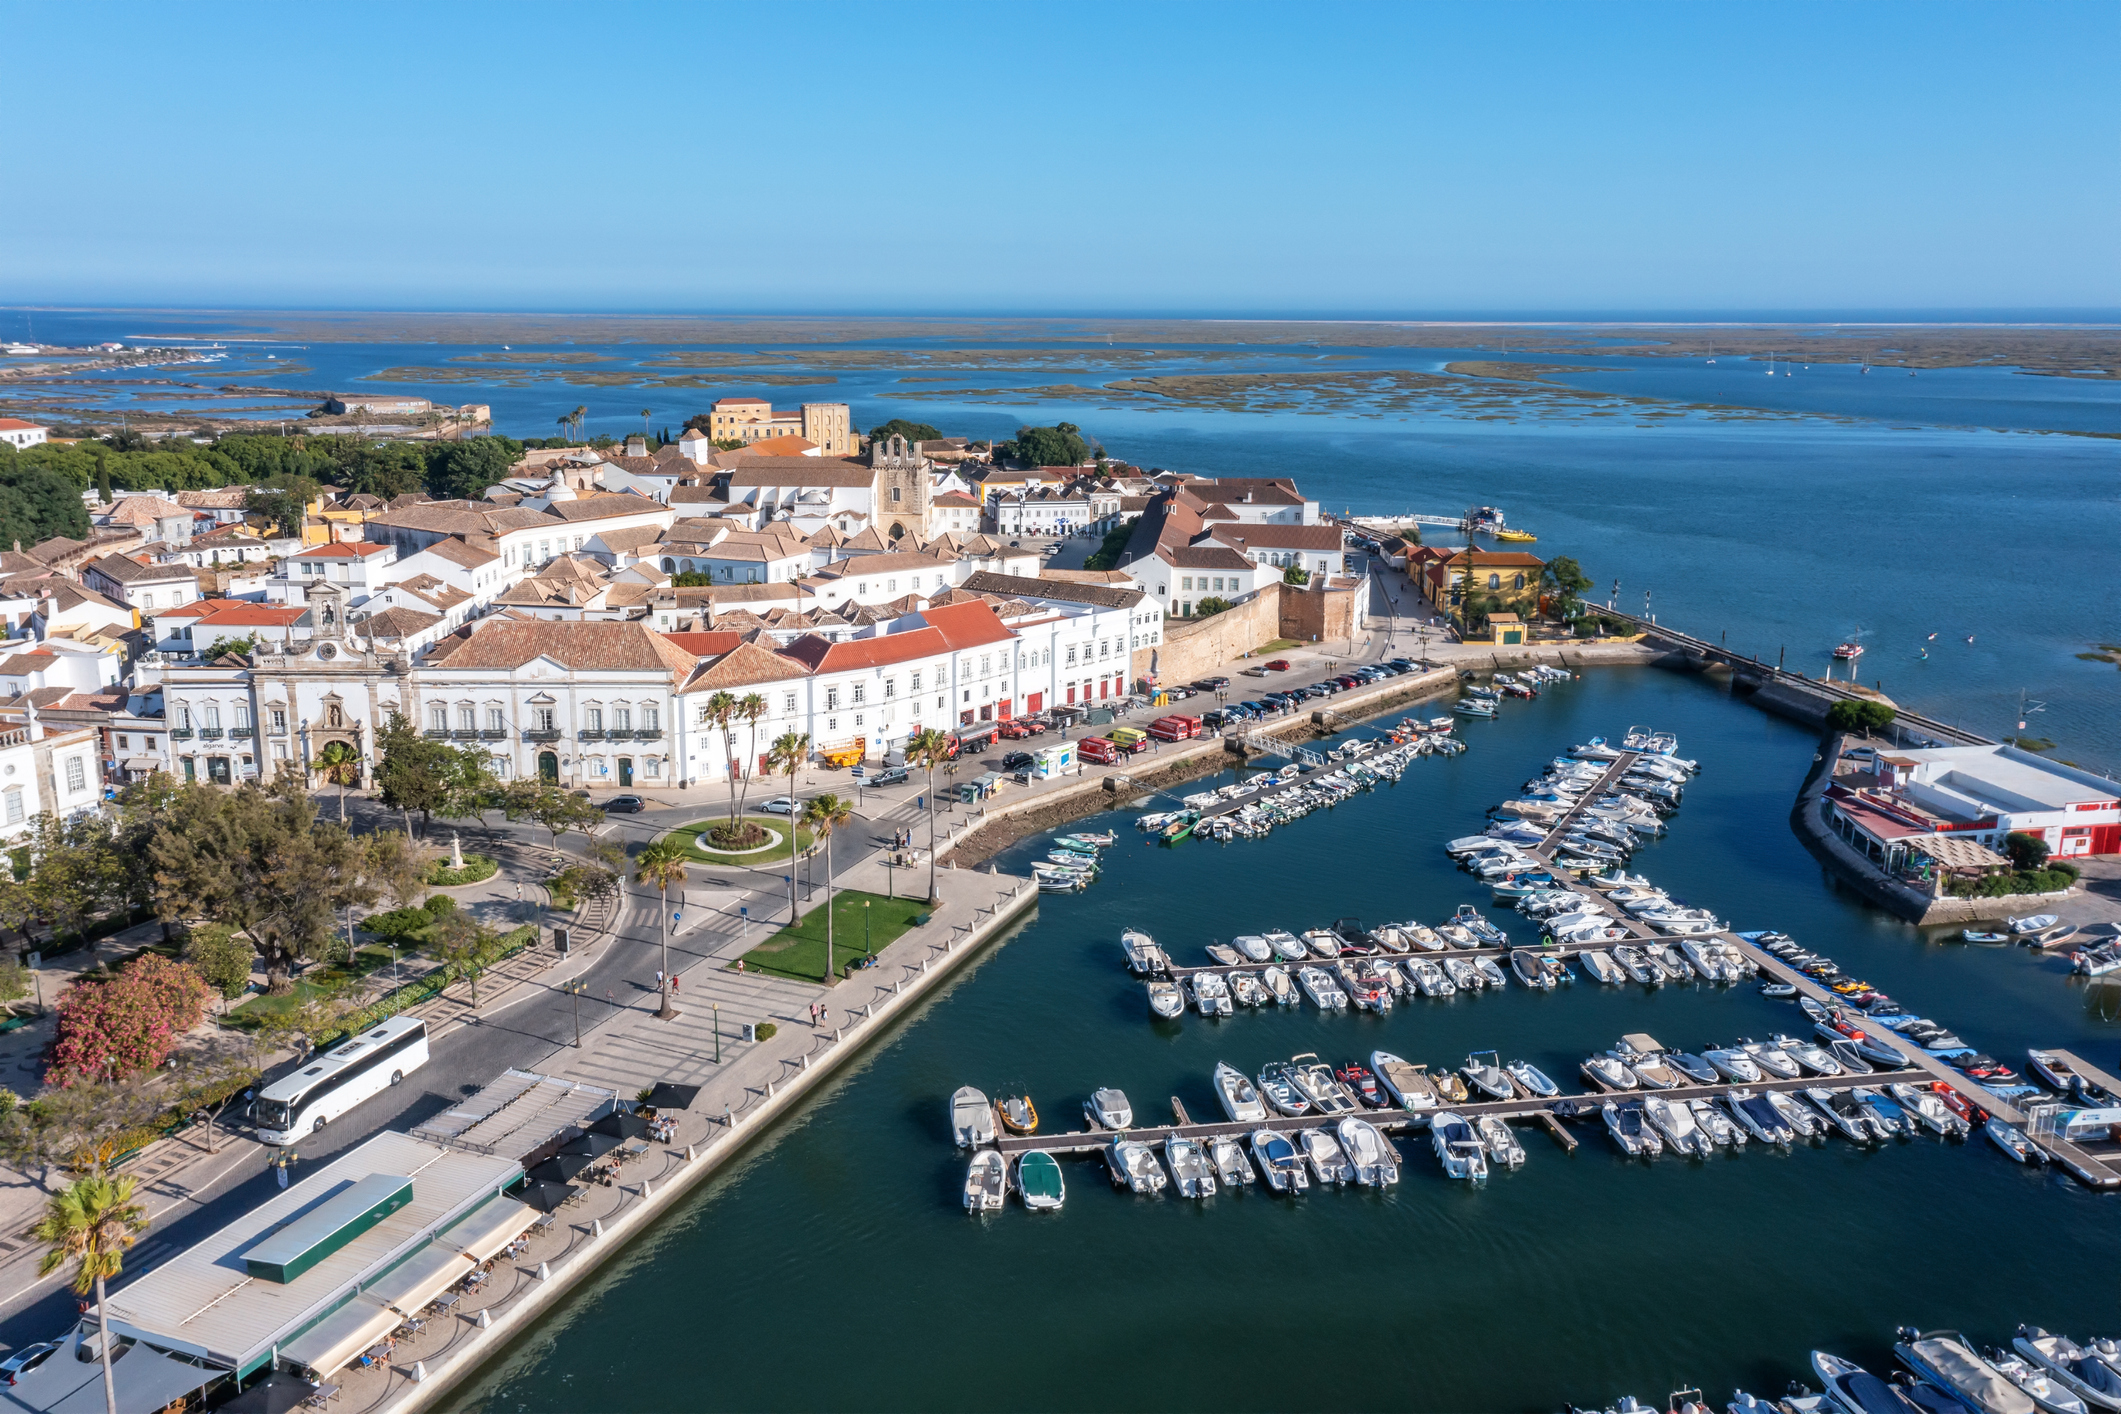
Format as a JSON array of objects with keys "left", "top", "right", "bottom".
[
  {"left": 1030, "top": 830, "right": 1117, "bottom": 893},
  {"left": 1589, "top": 1325, "right": 2121, "bottom": 1414},
  {"left": 1144, "top": 735, "right": 1440, "bottom": 846},
  {"left": 1451, "top": 664, "right": 1574, "bottom": 720}
]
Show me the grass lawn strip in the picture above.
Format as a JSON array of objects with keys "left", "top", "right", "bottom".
[{"left": 735, "top": 889, "right": 923, "bottom": 984}]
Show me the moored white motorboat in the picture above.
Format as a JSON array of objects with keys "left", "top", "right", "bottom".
[
  {"left": 1724, "top": 1089, "right": 1793, "bottom": 1147},
  {"left": 1264, "top": 929, "right": 1308, "bottom": 961},
  {"left": 1689, "top": 1098, "right": 1745, "bottom": 1148},
  {"left": 1894, "top": 1329, "right": 2041, "bottom": 1414},
  {"left": 1299, "top": 1127, "right": 1354, "bottom": 1184},
  {"left": 1261, "top": 965, "right": 1299, "bottom": 1006},
  {"left": 1106, "top": 1137, "right": 1167, "bottom": 1193},
  {"left": 1214, "top": 1061, "right": 1268, "bottom": 1122},
  {"left": 1163, "top": 1136, "right": 1217, "bottom": 1199},
  {"left": 1231, "top": 933, "right": 1275, "bottom": 963},
  {"left": 1987, "top": 1117, "right": 2042, "bottom": 1164},
  {"left": 1209, "top": 1137, "right": 1252, "bottom": 1189},
  {"left": 1506, "top": 1059, "right": 1559, "bottom": 1098},
  {"left": 1476, "top": 1114, "right": 1526, "bottom": 1168},
  {"left": 1190, "top": 971, "right": 1233, "bottom": 1017},
  {"left": 1371, "top": 1051, "right": 1438, "bottom": 1112},
  {"left": 1743, "top": 1038, "right": 1803, "bottom": 1080},
  {"left": 1431, "top": 1112, "right": 1490, "bottom": 1179},
  {"left": 1583, "top": 1054, "right": 1639, "bottom": 1090},
  {"left": 1461, "top": 1050, "right": 1513, "bottom": 1100},
  {"left": 1297, "top": 965, "right": 1349, "bottom": 1009},
  {"left": 1601, "top": 1099, "right": 1662, "bottom": 1156},
  {"left": 1764, "top": 1087, "right": 1824, "bottom": 1140},
  {"left": 950, "top": 1086, "right": 996, "bottom": 1147},
  {"left": 1337, "top": 1117, "right": 1399, "bottom": 1185},
  {"left": 1086, "top": 1087, "right": 1133, "bottom": 1130},
  {"left": 1120, "top": 928, "right": 1166, "bottom": 974},
  {"left": 1147, "top": 980, "right": 1184, "bottom": 1019},
  {"left": 2013, "top": 1328, "right": 2121, "bottom": 1414},
  {"left": 1643, "top": 1095, "right": 1715, "bottom": 1156},
  {"left": 1250, "top": 1129, "right": 1309, "bottom": 1193},
  {"left": 1291, "top": 1053, "right": 1358, "bottom": 1115},
  {"left": 1705, "top": 1047, "right": 1764, "bottom": 1082},
  {"left": 963, "top": 1150, "right": 1007, "bottom": 1211},
  {"left": 1580, "top": 949, "right": 1627, "bottom": 984},
  {"left": 1257, "top": 1061, "right": 1311, "bottom": 1117},
  {"left": 1888, "top": 1082, "right": 1969, "bottom": 1138}
]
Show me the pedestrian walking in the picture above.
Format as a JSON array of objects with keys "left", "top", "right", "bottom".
[
  {"left": 654, "top": 969, "right": 665, "bottom": 991},
  {"left": 671, "top": 974, "right": 681, "bottom": 996},
  {"left": 819, "top": 1005, "right": 829, "bottom": 1028}
]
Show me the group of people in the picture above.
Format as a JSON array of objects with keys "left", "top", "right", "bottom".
[
  {"left": 652, "top": 970, "right": 683, "bottom": 996},
  {"left": 808, "top": 1001, "right": 831, "bottom": 1027},
  {"left": 646, "top": 1114, "right": 678, "bottom": 1143}
]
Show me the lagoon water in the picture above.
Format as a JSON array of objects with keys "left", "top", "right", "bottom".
[{"left": 446, "top": 670, "right": 2119, "bottom": 1413}]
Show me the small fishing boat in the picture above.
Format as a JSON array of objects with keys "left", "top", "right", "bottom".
[
  {"left": 1228, "top": 971, "right": 1269, "bottom": 1008},
  {"left": 997, "top": 1094, "right": 1039, "bottom": 1134},
  {"left": 1724, "top": 1089, "right": 1794, "bottom": 1147},
  {"left": 1743, "top": 1038, "right": 1803, "bottom": 1080},
  {"left": 1987, "top": 1117, "right": 2042, "bottom": 1164},
  {"left": 1510, "top": 949, "right": 1554, "bottom": 990},
  {"left": 1250, "top": 1129, "right": 1310, "bottom": 1193},
  {"left": 1262, "top": 965, "right": 1300, "bottom": 1006},
  {"left": 1442, "top": 955, "right": 1483, "bottom": 992},
  {"left": 1582, "top": 1054, "right": 1639, "bottom": 1090},
  {"left": 1990, "top": 1351, "right": 2092, "bottom": 1414},
  {"left": 1163, "top": 1136, "right": 1217, "bottom": 1199},
  {"left": 1120, "top": 928, "right": 1167, "bottom": 975},
  {"left": 1963, "top": 928, "right": 2012, "bottom": 944},
  {"left": 1209, "top": 1137, "right": 1252, "bottom": 1189},
  {"left": 1371, "top": 1051, "right": 1438, "bottom": 1112},
  {"left": 1190, "top": 971, "right": 1233, "bottom": 1017},
  {"left": 1689, "top": 1098, "right": 1744, "bottom": 1149},
  {"left": 1475, "top": 956, "right": 1509, "bottom": 989},
  {"left": 1643, "top": 1095, "right": 1715, "bottom": 1157},
  {"left": 1613, "top": 946, "right": 1660, "bottom": 986},
  {"left": 2012, "top": 1328, "right": 2121, "bottom": 1413},
  {"left": 1476, "top": 1115, "right": 1526, "bottom": 1168},
  {"left": 963, "top": 1150, "right": 1008, "bottom": 1211},
  {"left": 1579, "top": 949, "right": 1626, "bottom": 985},
  {"left": 1106, "top": 1137, "right": 1167, "bottom": 1194},
  {"left": 1147, "top": 980, "right": 1185, "bottom": 1019},
  {"left": 1204, "top": 943, "right": 1242, "bottom": 967},
  {"left": 1058, "top": 830, "right": 1116, "bottom": 848},
  {"left": 1778, "top": 1033, "right": 1845, "bottom": 1077},
  {"left": 1461, "top": 1050, "right": 1513, "bottom": 1101},
  {"left": 1015, "top": 1150, "right": 1064, "bottom": 1211},
  {"left": 1506, "top": 1059, "right": 1559, "bottom": 1098},
  {"left": 2009, "top": 913, "right": 2060, "bottom": 935},
  {"left": 1264, "top": 929, "right": 1308, "bottom": 961},
  {"left": 1834, "top": 642, "right": 1865, "bottom": 661},
  {"left": 1291, "top": 1053, "right": 1358, "bottom": 1115},
  {"left": 1214, "top": 1061, "right": 1269, "bottom": 1123},
  {"left": 950, "top": 1086, "right": 996, "bottom": 1147},
  {"left": 1763, "top": 1088, "right": 1823, "bottom": 1140},
  {"left": 1337, "top": 1117, "right": 1399, "bottom": 1185},
  {"left": 1408, "top": 958, "right": 1453, "bottom": 997},
  {"left": 1887, "top": 1083, "right": 1969, "bottom": 1138},
  {"left": 1807, "top": 1087, "right": 1876, "bottom": 1143},
  {"left": 1297, "top": 965, "right": 1349, "bottom": 1009},
  {"left": 1086, "top": 1087, "right": 1133, "bottom": 1130},
  {"left": 1334, "top": 1060, "right": 1386, "bottom": 1109},
  {"left": 1431, "top": 1112, "right": 1490, "bottom": 1179},
  {"left": 2029, "top": 1049, "right": 2088, "bottom": 1094},
  {"left": 1231, "top": 934, "right": 1274, "bottom": 963}
]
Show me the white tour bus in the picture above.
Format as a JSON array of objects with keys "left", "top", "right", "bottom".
[{"left": 254, "top": 1017, "right": 430, "bottom": 1144}]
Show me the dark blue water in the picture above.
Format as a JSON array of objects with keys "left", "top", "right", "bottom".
[{"left": 446, "top": 671, "right": 2121, "bottom": 1414}]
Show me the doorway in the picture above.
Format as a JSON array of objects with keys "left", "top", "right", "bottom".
[
  {"left": 538, "top": 752, "right": 559, "bottom": 783},
  {"left": 617, "top": 757, "right": 634, "bottom": 787}
]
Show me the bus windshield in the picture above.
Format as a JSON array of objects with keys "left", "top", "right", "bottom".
[{"left": 256, "top": 1098, "right": 293, "bottom": 1130}]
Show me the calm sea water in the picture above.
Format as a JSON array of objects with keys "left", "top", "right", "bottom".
[{"left": 445, "top": 671, "right": 2120, "bottom": 1414}]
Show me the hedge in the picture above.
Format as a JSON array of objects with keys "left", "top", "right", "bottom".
[{"left": 425, "top": 854, "right": 499, "bottom": 886}]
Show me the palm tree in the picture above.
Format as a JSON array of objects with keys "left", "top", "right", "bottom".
[
  {"left": 766, "top": 730, "right": 810, "bottom": 925},
  {"left": 702, "top": 691, "right": 740, "bottom": 829},
  {"left": 570, "top": 405, "right": 589, "bottom": 443},
  {"left": 640, "top": 408, "right": 653, "bottom": 441},
  {"left": 634, "top": 839, "right": 689, "bottom": 1019},
  {"left": 802, "top": 793, "right": 855, "bottom": 979},
  {"left": 734, "top": 694, "right": 768, "bottom": 818},
  {"left": 36, "top": 1175, "right": 146, "bottom": 1414},
  {"left": 556, "top": 415, "right": 571, "bottom": 444},
  {"left": 906, "top": 728, "right": 951, "bottom": 904}
]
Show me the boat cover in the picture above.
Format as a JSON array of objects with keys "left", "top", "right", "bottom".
[{"left": 1910, "top": 1337, "right": 2038, "bottom": 1414}]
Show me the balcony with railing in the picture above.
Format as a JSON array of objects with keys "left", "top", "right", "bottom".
[
  {"left": 478, "top": 728, "right": 507, "bottom": 740},
  {"left": 632, "top": 727, "right": 664, "bottom": 740},
  {"left": 578, "top": 728, "right": 605, "bottom": 742},
  {"left": 524, "top": 729, "right": 562, "bottom": 743},
  {"left": 423, "top": 728, "right": 451, "bottom": 739},
  {"left": 198, "top": 726, "right": 224, "bottom": 740},
  {"left": 170, "top": 728, "right": 194, "bottom": 740}
]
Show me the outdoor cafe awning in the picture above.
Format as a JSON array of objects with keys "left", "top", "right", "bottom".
[
  {"left": 280, "top": 1297, "right": 398, "bottom": 1379},
  {"left": 1908, "top": 835, "right": 2010, "bottom": 869},
  {"left": 642, "top": 1082, "right": 699, "bottom": 1110},
  {"left": 365, "top": 1242, "right": 471, "bottom": 1317},
  {"left": 437, "top": 1197, "right": 537, "bottom": 1266}
]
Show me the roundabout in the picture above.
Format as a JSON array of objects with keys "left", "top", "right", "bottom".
[{"left": 663, "top": 815, "right": 816, "bottom": 866}]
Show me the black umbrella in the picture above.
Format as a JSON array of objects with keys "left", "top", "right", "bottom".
[
  {"left": 591, "top": 1111, "right": 648, "bottom": 1140},
  {"left": 642, "top": 1082, "right": 700, "bottom": 1110},
  {"left": 221, "top": 1375, "right": 317, "bottom": 1414},
  {"left": 517, "top": 1179, "right": 577, "bottom": 1213},
  {"left": 559, "top": 1131, "right": 622, "bottom": 1158},
  {"left": 525, "top": 1154, "right": 594, "bottom": 1183}
]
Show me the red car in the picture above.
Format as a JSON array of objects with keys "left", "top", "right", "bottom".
[
  {"left": 1264, "top": 659, "right": 1291, "bottom": 672},
  {"left": 996, "top": 719, "right": 1038, "bottom": 740}
]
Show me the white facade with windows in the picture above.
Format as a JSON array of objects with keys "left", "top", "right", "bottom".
[{"left": 0, "top": 722, "right": 103, "bottom": 842}]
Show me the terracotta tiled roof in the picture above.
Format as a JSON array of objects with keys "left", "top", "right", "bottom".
[
  {"left": 360, "top": 606, "right": 443, "bottom": 640},
  {"left": 724, "top": 458, "right": 874, "bottom": 488},
  {"left": 680, "top": 639, "right": 806, "bottom": 690},
  {"left": 1208, "top": 523, "right": 1342, "bottom": 552},
  {"left": 1158, "top": 545, "right": 1256, "bottom": 571},
  {"left": 415, "top": 536, "right": 498, "bottom": 568},
  {"left": 959, "top": 571, "right": 1149, "bottom": 610},
  {"left": 425, "top": 620, "right": 698, "bottom": 677}
]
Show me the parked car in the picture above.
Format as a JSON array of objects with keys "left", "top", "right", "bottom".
[
  {"left": 996, "top": 718, "right": 1039, "bottom": 739},
  {"left": 1193, "top": 676, "right": 1231, "bottom": 690},
  {"left": 1241, "top": 666, "right": 1270, "bottom": 678},
  {"left": 758, "top": 796, "right": 799, "bottom": 814},
  {"left": 603, "top": 794, "right": 646, "bottom": 813},
  {"left": 2, "top": 1343, "right": 59, "bottom": 1386},
  {"left": 855, "top": 764, "right": 909, "bottom": 787},
  {"left": 1264, "top": 659, "right": 1291, "bottom": 671},
  {"left": 1000, "top": 751, "right": 1035, "bottom": 772}
]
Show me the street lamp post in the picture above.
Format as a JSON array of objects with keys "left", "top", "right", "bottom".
[
  {"left": 566, "top": 980, "right": 585, "bottom": 1047},
  {"left": 863, "top": 899, "right": 871, "bottom": 961},
  {"left": 714, "top": 1002, "right": 721, "bottom": 1064}
]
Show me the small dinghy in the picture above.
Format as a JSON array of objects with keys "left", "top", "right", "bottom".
[
  {"left": 1987, "top": 1117, "right": 2042, "bottom": 1164},
  {"left": 1461, "top": 1050, "right": 1513, "bottom": 1101},
  {"left": 997, "top": 1095, "right": 1039, "bottom": 1134},
  {"left": 1016, "top": 1151, "right": 1064, "bottom": 1211},
  {"left": 1163, "top": 1136, "right": 1217, "bottom": 1199},
  {"left": 963, "top": 1150, "right": 1008, "bottom": 1211},
  {"left": 1249, "top": 1129, "right": 1310, "bottom": 1193},
  {"left": 1214, "top": 1061, "right": 1269, "bottom": 1123},
  {"left": 1337, "top": 1117, "right": 1399, "bottom": 1185},
  {"left": 950, "top": 1086, "right": 996, "bottom": 1147},
  {"left": 1759, "top": 981, "right": 1799, "bottom": 998},
  {"left": 1106, "top": 1138, "right": 1167, "bottom": 1193},
  {"left": 1506, "top": 1059, "right": 1560, "bottom": 1098},
  {"left": 1209, "top": 1137, "right": 1252, "bottom": 1189}
]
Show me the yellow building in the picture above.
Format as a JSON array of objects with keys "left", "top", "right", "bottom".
[
  {"left": 1423, "top": 548, "right": 1545, "bottom": 624},
  {"left": 706, "top": 398, "right": 854, "bottom": 455}
]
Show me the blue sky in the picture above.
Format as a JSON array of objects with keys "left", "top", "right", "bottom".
[{"left": 6, "top": 1, "right": 2117, "bottom": 314}]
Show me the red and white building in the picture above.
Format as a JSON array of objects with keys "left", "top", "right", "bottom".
[{"left": 1827, "top": 743, "right": 2121, "bottom": 866}]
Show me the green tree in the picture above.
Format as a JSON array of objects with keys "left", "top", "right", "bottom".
[
  {"left": 2004, "top": 831, "right": 2051, "bottom": 871},
  {"left": 426, "top": 437, "right": 518, "bottom": 501},
  {"left": 502, "top": 781, "right": 601, "bottom": 853},
  {"left": 432, "top": 911, "right": 508, "bottom": 1008},
  {"left": 0, "top": 960, "right": 27, "bottom": 1010},
  {"left": 1825, "top": 699, "right": 1897, "bottom": 734},
  {"left": 35, "top": 1174, "right": 147, "bottom": 1414},
  {"left": 1082, "top": 517, "right": 1138, "bottom": 571},
  {"left": 315, "top": 739, "right": 362, "bottom": 787},
  {"left": 183, "top": 926, "right": 255, "bottom": 1011},
  {"left": 1193, "top": 596, "right": 1233, "bottom": 618},
  {"left": 633, "top": 839, "right": 690, "bottom": 1018},
  {"left": 866, "top": 419, "right": 941, "bottom": 446},
  {"left": 1281, "top": 564, "right": 1310, "bottom": 586},
  {"left": 374, "top": 713, "right": 495, "bottom": 836},
  {"left": 246, "top": 474, "right": 320, "bottom": 537},
  {"left": 906, "top": 728, "right": 951, "bottom": 905},
  {"left": 201, "top": 634, "right": 257, "bottom": 660},
  {"left": 670, "top": 571, "right": 713, "bottom": 587},
  {"left": 1000, "top": 422, "right": 1089, "bottom": 468},
  {"left": 801, "top": 794, "right": 855, "bottom": 978},
  {"left": 146, "top": 779, "right": 378, "bottom": 991},
  {"left": 1540, "top": 555, "right": 1593, "bottom": 616}
]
